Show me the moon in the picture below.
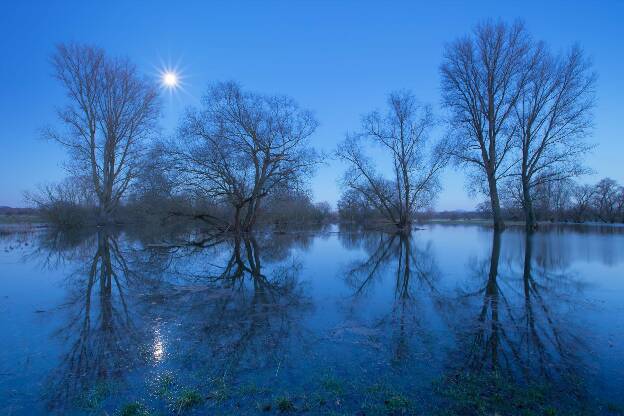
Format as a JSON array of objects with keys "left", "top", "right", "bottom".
[{"left": 162, "top": 71, "right": 178, "bottom": 88}]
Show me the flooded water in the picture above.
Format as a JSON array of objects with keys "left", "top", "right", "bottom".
[{"left": 0, "top": 224, "right": 623, "bottom": 415}]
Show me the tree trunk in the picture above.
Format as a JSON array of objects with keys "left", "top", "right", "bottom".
[
  {"left": 396, "top": 213, "right": 410, "bottom": 231},
  {"left": 233, "top": 204, "right": 242, "bottom": 233},
  {"left": 243, "top": 197, "right": 262, "bottom": 232},
  {"left": 486, "top": 170, "right": 505, "bottom": 230},
  {"left": 97, "top": 200, "right": 112, "bottom": 225},
  {"left": 522, "top": 177, "right": 536, "bottom": 230}
]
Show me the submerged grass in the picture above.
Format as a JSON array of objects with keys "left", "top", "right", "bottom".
[
  {"left": 431, "top": 370, "right": 594, "bottom": 416},
  {"left": 77, "top": 380, "right": 116, "bottom": 410},
  {"left": 154, "top": 372, "right": 176, "bottom": 399},
  {"left": 115, "top": 401, "right": 153, "bottom": 416},
  {"left": 175, "top": 388, "right": 204, "bottom": 412},
  {"left": 275, "top": 395, "right": 296, "bottom": 412},
  {"left": 320, "top": 374, "right": 345, "bottom": 396},
  {"left": 103, "top": 371, "right": 622, "bottom": 416},
  {"left": 206, "top": 376, "right": 232, "bottom": 403},
  {"left": 384, "top": 394, "right": 411, "bottom": 413}
]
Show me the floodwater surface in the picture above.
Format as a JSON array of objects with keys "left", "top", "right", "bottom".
[{"left": 0, "top": 224, "right": 623, "bottom": 415}]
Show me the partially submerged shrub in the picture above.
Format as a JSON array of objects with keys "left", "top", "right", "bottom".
[{"left": 25, "top": 177, "right": 95, "bottom": 227}]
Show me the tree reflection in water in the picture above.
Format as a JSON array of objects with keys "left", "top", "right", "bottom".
[
  {"left": 39, "top": 229, "right": 147, "bottom": 413},
  {"left": 341, "top": 229, "right": 442, "bottom": 368},
  {"left": 145, "top": 233, "right": 311, "bottom": 386},
  {"left": 437, "top": 229, "right": 595, "bottom": 414},
  {"left": 35, "top": 228, "right": 310, "bottom": 414},
  {"left": 11, "top": 225, "right": 618, "bottom": 414}
]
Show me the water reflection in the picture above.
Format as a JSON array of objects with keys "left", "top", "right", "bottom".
[
  {"left": 146, "top": 233, "right": 311, "bottom": 384},
  {"left": 438, "top": 230, "right": 593, "bottom": 414},
  {"left": 41, "top": 229, "right": 147, "bottom": 413},
  {"left": 31, "top": 229, "right": 311, "bottom": 413},
  {"left": 1, "top": 225, "right": 622, "bottom": 414},
  {"left": 342, "top": 230, "right": 442, "bottom": 369}
]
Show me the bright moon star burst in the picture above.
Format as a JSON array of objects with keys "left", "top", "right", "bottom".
[
  {"left": 156, "top": 60, "right": 187, "bottom": 98},
  {"left": 162, "top": 71, "right": 179, "bottom": 88}
]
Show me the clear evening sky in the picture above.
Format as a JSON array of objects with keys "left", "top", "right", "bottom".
[{"left": 1, "top": 1, "right": 622, "bottom": 209}]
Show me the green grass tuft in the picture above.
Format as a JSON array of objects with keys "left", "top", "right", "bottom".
[
  {"left": 384, "top": 394, "right": 410, "bottom": 413},
  {"left": 175, "top": 388, "right": 204, "bottom": 412},
  {"left": 321, "top": 375, "right": 345, "bottom": 396},
  {"left": 275, "top": 396, "right": 296, "bottom": 413},
  {"left": 115, "top": 402, "right": 152, "bottom": 416}
]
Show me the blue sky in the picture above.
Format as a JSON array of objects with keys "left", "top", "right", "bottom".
[{"left": 1, "top": 1, "right": 622, "bottom": 209}]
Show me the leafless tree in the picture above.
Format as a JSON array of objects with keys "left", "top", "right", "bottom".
[
  {"left": 513, "top": 45, "right": 596, "bottom": 229},
  {"left": 45, "top": 43, "right": 160, "bottom": 223},
  {"left": 532, "top": 179, "right": 576, "bottom": 222},
  {"left": 337, "top": 188, "right": 380, "bottom": 223},
  {"left": 570, "top": 183, "right": 596, "bottom": 222},
  {"left": 336, "top": 91, "right": 448, "bottom": 229},
  {"left": 617, "top": 187, "right": 624, "bottom": 223},
  {"left": 441, "top": 20, "right": 533, "bottom": 230},
  {"left": 172, "top": 82, "right": 319, "bottom": 232},
  {"left": 592, "top": 178, "right": 623, "bottom": 223}
]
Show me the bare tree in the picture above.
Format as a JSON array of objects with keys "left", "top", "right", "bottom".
[
  {"left": 570, "top": 183, "right": 596, "bottom": 222},
  {"left": 513, "top": 45, "right": 596, "bottom": 229},
  {"left": 337, "top": 188, "right": 380, "bottom": 223},
  {"left": 592, "top": 178, "right": 623, "bottom": 223},
  {"left": 533, "top": 179, "right": 575, "bottom": 222},
  {"left": 336, "top": 91, "right": 448, "bottom": 229},
  {"left": 45, "top": 43, "right": 160, "bottom": 223},
  {"left": 441, "top": 20, "right": 533, "bottom": 230},
  {"left": 617, "top": 187, "right": 624, "bottom": 223},
  {"left": 172, "top": 81, "right": 319, "bottom": 232}
]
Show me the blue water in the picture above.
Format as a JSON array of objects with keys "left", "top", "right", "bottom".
[{"left": 0, "top": 224, "right": 623, "bottom": 415}]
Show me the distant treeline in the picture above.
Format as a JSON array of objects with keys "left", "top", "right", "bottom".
[
  {"left": 339, "top": 177, "right": 624, "bottom": 225},
  {"left": 434, "top": 178, "right": 624, "bottom": 224},
  {"left": 498, "top": 177, "right": 624, "bottom": 224},
  {"left": 0, "top": 206, "right": 37, "bottom": 216}
]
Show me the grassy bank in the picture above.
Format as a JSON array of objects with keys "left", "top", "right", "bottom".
[{"left": 0, "top": 214, "right": 45, "bottom": 225}]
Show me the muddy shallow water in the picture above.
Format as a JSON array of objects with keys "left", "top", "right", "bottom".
[{"left": 1, "top": 223, "right": 623, "bottom": 415}]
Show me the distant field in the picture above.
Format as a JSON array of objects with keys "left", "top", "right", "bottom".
[
  {"left": 0, "top": 214, "right": 43, "bottom": 224},
  {"left": 423, "top": 218, "right": 624, "bottom": 228},
  {"left": 424, "top": 218, "right": 523, "bottom": 226}
]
